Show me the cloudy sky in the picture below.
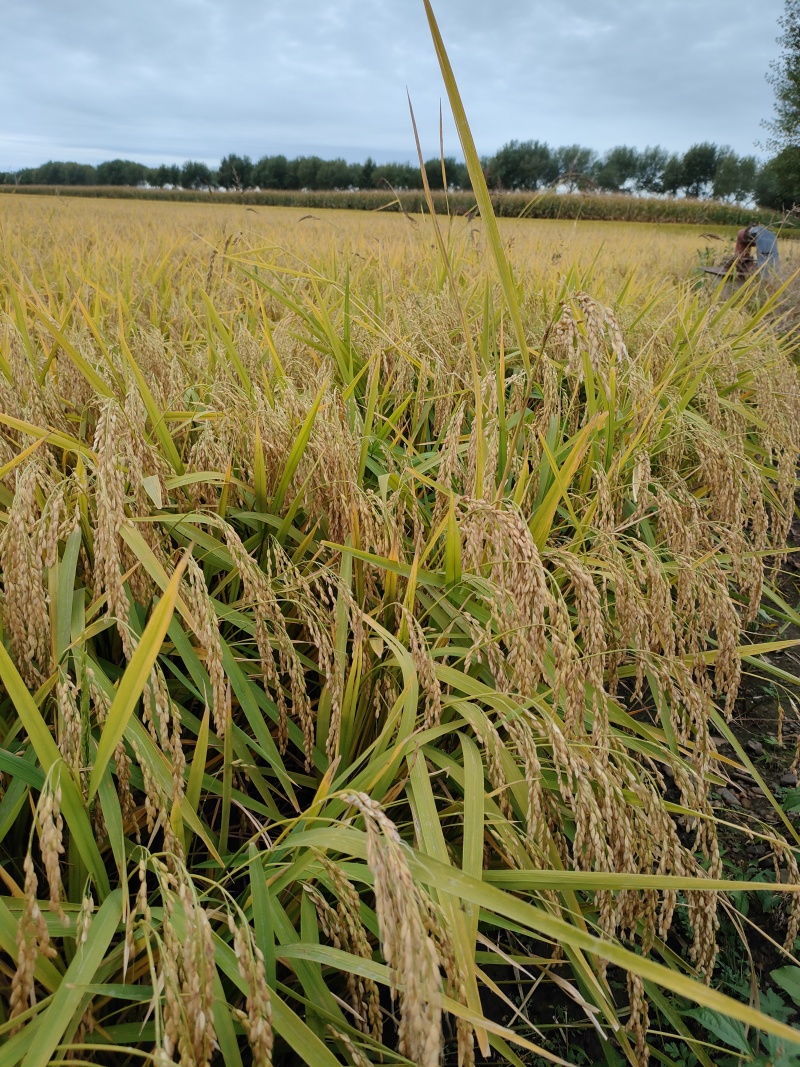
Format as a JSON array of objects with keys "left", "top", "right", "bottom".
[{"left": 1, "top": 0, "right": 785, "bottom": 170}]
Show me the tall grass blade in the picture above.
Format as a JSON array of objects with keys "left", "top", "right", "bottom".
[
  {"left": 87, "top": 552, "right": 188, "bottom": 800},
  {"left": 422, "top": 0, "right": 530, "bottom": 371}
]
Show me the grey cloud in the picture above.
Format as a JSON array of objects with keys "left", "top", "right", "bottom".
[{"left": 1, "top": 0, "right": 784, "bottom": 169}]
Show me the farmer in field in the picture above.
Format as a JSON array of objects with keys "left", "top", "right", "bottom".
[{"left": 734, "top": 224, "right": 780, "bottom": 275}]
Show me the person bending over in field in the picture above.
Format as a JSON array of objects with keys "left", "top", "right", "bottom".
[{"left": 734, "top": 224, "right": 779, "bottom": 276}]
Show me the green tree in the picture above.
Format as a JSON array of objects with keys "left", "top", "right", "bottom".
[
  {"left": 253, "top": 155, "right": 288, "bottom": 188},
  {"left": 755, "top": 145, "right": 800, "bottom": 207},
  {"left": 423, "top": 156, "right": 460, "bottom": 190},
  {"left": 765, "top": 0, "right": 800, "bottom": 150},
  {"left": 450, "top": 160, "right": 470, "bottom": 189},
  {"left": 150, "top": 164, "right": 181, "bottom": 188},
  {"left": 635, "top": 146, "right": 669, "bottom": 192},
  {"left": 180, "top": 161, "right": 213, "bottom": 190},
  {"left": 488, "top": 140, "right": 557, "bottom": 190},
  {"left": 316, "top": 158, "right": 352, "bottom": 189},
  {"left": 594, "top": 146, "right": 640, "bottom": 191},
  {"left": 682, "top": 142, "right": 718, "bottom": 198},
  {"left": 283, "top": 158, "right": 301, "bottom": 189},
  {"left": 660, "top": 154, "right": 684, "bottom": 195},
  {"left": 712, "top": 148, "right": 742, "bottom": 200},
  {"left": 554, "top": 145, "right": 597, "bottom": 190},
  {"left": 96, "top": 159, "right": 149, "bottom": 185},
  {"left": 359, "top": 156, "right": 376, "bottom": 188},
  {"left": 218, "top": 154, "right": 253, "bottom": 190},
  {"left": 735, "top": 155, "right": 759, "bottom": 201},
  {"left": 63, "top": 162, "right": 97, "bottom": 185},
  {"left": 296, "top": 156, "right": 323, "bottom": 188},
  {"left": 372, "top": 162, "right": 423, "bottom": 190},
  {"left": 712, "top": 149, "right": 758, "bottom": 202},
  {"left": 36, "top": 161, "right": 66, "bottom": 184}
]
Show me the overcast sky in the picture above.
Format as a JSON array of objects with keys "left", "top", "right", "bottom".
[{"left": 1, "top": 0, "right": 785, "bottom": 170}]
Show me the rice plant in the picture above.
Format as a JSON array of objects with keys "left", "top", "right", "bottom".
[{"left": 0, "top": 27, "right": 800, "bottom": 1065}]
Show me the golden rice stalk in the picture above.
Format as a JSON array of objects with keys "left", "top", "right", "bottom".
[
  {"left": 86, "top": 665, "right": 137, "bottom": 823},
  {"left": 56, "top": 671, "right": 82, "bottom": 778},
  {"left": 224, "top": 524, "right": 316, "bottom": 765},
  {"left": 0, "top": 463, "right": 50, "bottom": 686},
  {"left": 35, "top": 778, "right": 66, "bottom": 921},
  {"left": 506, "top": 715, "right": 548, "bottom": 857},
  {"left": 309, "top": 853, "right": 383, "bottom": 1041},
  {"left": 7, "top": 322, "right": 50, "bottom": 432},
  {"left": 399, "top": 606, "right": 442, "bottom": 730},
  {"left": 92, "top": 400, "right": 135, "bottom": 659},
  {"left": 75, "top": 890, "right": 95, "bottom": 948},
  {"left": 344, "top": 792, "right": 443, "bottom": 1067},
  {"left": 184, "top": 557, "right": 227, "bottom": 739},
  {"left": 161, "top": 878, "right": 218, "bottom": 1067},
  {"left": 130, "top": 735, "right": 171, "bottom": 840},
  {"left": 550, "top": 290, "right": 628, "bottom": 385},
  {"left": 627, "top": 972, "right": 650, "bottom": 1067},
  {"left": 229, "top": 915, "right": 274, "bottom": 1067},
  {"left": 771, "top": 840, "right": 800, "bottom": 951},
  {"left": 460, "top": 499, "right": 550, "bottom": 697},
  {"left": 9, "top": 852, "right": 57, "bottom": 1031}
]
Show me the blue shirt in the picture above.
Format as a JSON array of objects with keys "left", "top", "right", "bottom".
[{"left": 748, "top": 226, "right": 779, "bottom": 271}]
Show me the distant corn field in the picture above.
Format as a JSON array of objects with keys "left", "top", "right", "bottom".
[
  {"left": 1, "top": 162, "right": 800, "bottom": 1067},
  {"left": 0, "top": 182, "right": 790, "bottom": 229}
]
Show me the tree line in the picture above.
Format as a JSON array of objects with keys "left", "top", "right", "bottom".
[
  {"left": 0, "top": 141, "right": 794, "bottom": 209},
  {"left": 758, "top": 1, "right": 800, "bottom": 211}
]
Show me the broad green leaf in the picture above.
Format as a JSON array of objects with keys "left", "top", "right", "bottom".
[
  {"left": 249, "top": 844, "right": 276, "bottom": 988},
  {"left": 0, "top": 643, "right": 109, "bottom": 897},
  {"left": 201, "top": 289, "right": 254, "bottom": 400},
  {"left": 774, "top": 968, "right": 800, "bottom": 1007},
  {"left": 25, "top": 300, "right": 115, "bottom": 399},
  {"left": 529, "top": 415, "right": 605, "bottom": 548},
  {"left": 408, "top": 755, "right": 489, "bottom": 1054},
  {"left": 271, "top": 377, "right": 327, "bottom": 513},
  {"left": 87, "top": 553, "right": 188, "bottom": 800},
  {"left": 117, "top": 311, "right": 184, "bottom": 474},
  {"left": 186, "top": 705, "right": 210, "bottom": 818},
  {"left": 20, "top": 890, "right": 122, "bottom": 1067},
  {"left": 683, "top": 1008, "right": 751, "bottom": 1055},
  {"left": 0, "top": 413, "right": 95, "bottom": 460}
]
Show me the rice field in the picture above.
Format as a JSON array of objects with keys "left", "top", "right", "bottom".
[
  {"left": 1, "top": 177, "right": 800, "bottom": 1067},
  {"left": 0, "top": 184, "right": 785, "bottom": 229}
]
